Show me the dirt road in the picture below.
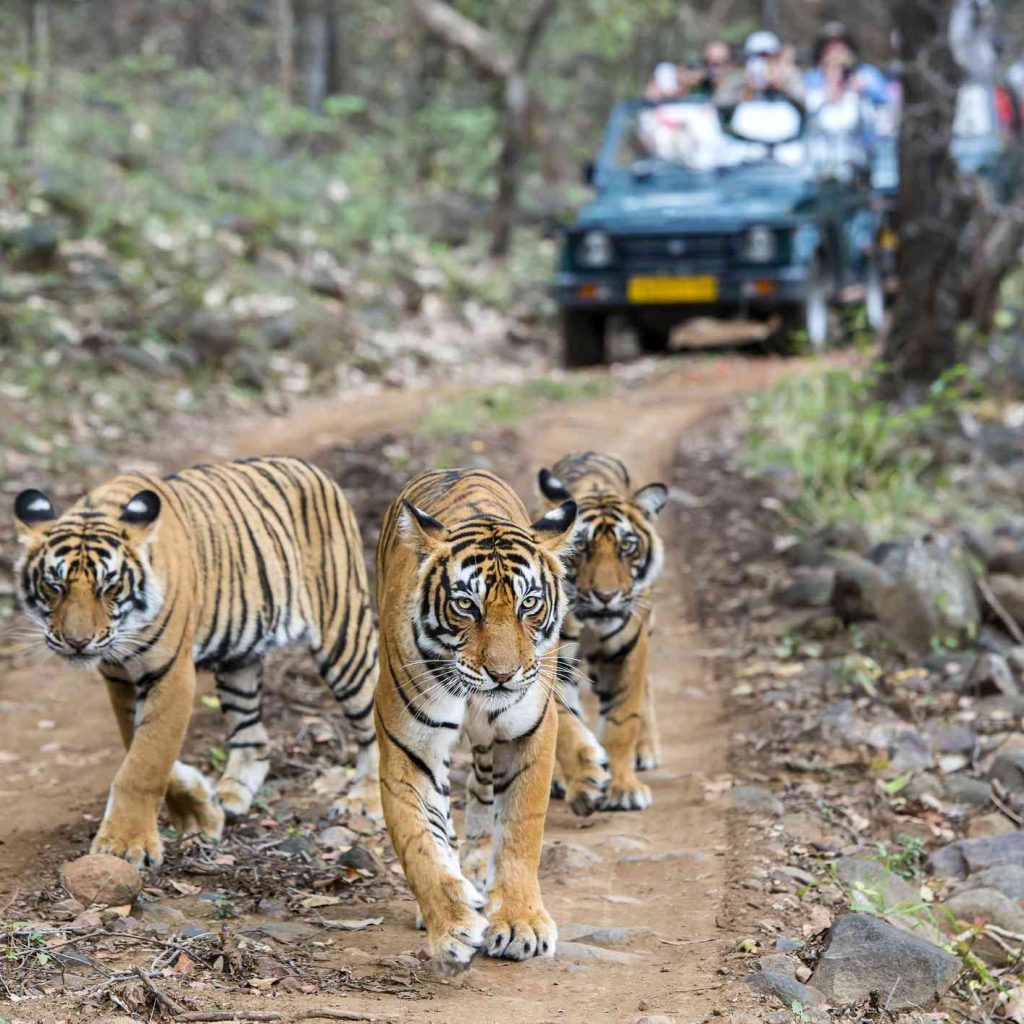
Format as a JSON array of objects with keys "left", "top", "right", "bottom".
[{"left": 0, "top": 355, "right": 800, "bottom": 1022}]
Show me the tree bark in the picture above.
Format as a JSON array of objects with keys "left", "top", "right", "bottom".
[
  {"left": 14, "top": 0, "right": 39, "bottom": 150},
  {"left": 324, "top": 0, "right": 343, "bottom": 97},
  {"left": 880, "top": 0, "right": 970, "bottom": 397},
  {"left": 274, "top": 0, "right": 296, "bottom": 101},
  {"left": 298, "top": 0, "right": 330, "bottom": 111},
  {"left": 183, "top": 0, "right": 212, "bottom": 68}
]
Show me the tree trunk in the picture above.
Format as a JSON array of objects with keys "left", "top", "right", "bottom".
[
  {"left": 324, "top": 0, "right": 343, "bottom": 97},
  {"left": 880, "top": 0, "right": 970, "bottom": 397},
  {"left": 274, "top": 0, "right": 296, "bottom": 101},
  {"left": 14, "top": 0, "right": 39, "bottom": 150},
  {"left": 298, "top": 0, "right": 329, "bottom": 112},
  {"left": 183, "top": 0, "right": 212, "bottom": 68}
]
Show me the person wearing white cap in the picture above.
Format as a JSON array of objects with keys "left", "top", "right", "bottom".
[{"left": 716, "top": 29, "right": 805, "bottom": 109}]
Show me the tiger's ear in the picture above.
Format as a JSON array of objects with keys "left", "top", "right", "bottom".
[
  {"left": 14, "top": 489, "right": 58, "bottom": 545},
  {"left": 530, "top": 500, "right": 577, "bottom": 555},
  {"left": 400, "top": 500, "right": 447, "bottom": 557},
  {"left": 632, "top": 483, "right": 669, "bottom": 520},
  {"left": 538, "top": 468, "right": 572, "bottom": 506},
  {"left": 120, "top": 490, "right": 161, "bottom": 544}
]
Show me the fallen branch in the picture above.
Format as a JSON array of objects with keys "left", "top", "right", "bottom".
[
  {"left": 977, "top": 576, "right": 1024, "bottom": 645},
  {"left": 135, "top": 966, "right": 186, "bottom": 1017}
]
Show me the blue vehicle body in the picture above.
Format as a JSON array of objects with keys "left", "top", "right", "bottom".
[{"left": 555, "top": 97, "right": 883, "bottom": 365}]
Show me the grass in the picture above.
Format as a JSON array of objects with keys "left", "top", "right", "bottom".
[
  {"left": 743, "top": 363, "right": 983, "bottom": 537},
  {"left": 423, "top": 374, "right": 611, "bottom": 438}
]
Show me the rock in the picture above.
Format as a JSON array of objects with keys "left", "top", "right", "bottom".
[
  {"left": 185, "top": 311, "right": 240, "bottom": 364},
  {"left": 136, "top": 902, "right": 186, "bottom": 936},
  {"left": 728, "top": 785, "right": 784, "bottom": 816},
  {"left": 944, "top": 887, "right": 1024, "bottom": 964},
  {"left": 903, "top": 773, "right": 944, "bottom": 804},
  {"left": 967, "top": 812, "right": 1016, "bottom": 838},
  {"left": 833, "top": 857, "right": 940, "bottom": 941},
  {"left": 775, "top": 569, "right": 835, "bottom": 608},
  {"left": 829, "top": 552, "right": 885, "bottom": 622},
  {"left": 964, "top": 652, "right": 1019, "bottom": 697},
  {"left": 810, "top": 913, "right": 960, "bottom": 1009},
  {"left": 3, "top": 222, "right": 61, "bottom": 271},
  {"left": 556, "top": 941, "right": 641, "bottom": 964},
  {"left": 337, "top": 843, "right": 383, "bottom": 875},
  {"left": 989, "top": 734, "right": 1024, "bottom": 794},
  {"left": 925, "top": 724, "right": 977, "bottom": 754},
  {"left": 619, "top": 849, "right": 711, "bottom": 865},
  {"left": 559, "top": 924, "right": 647, "bottom": 947},
  {"left": 636, "top": 1017, "right": 678, "bottom": 1024},
  {"left": 225, "top": 348, "right": 270, "bottom": 391},
  {"left": 941, "top": 774, "right": 992, "bottom": 809},
  {"left": 61, "top": 855, "right": 142, "bottom": 908},
  {"left": 886, "top": 729, "right": 933, "bottom": 774},
  {"left": 319, "top": 825, "right": 359, "bottom": 849},
  {"left": 751, "top": 954, "right": 826, "bottom": 1008},
  {"left": 958, "top": 863, "right": 1024, "bottom": 901},
  {"left": 862, "top": 536, "right": 980, "bottom": 655},
  {"left": 986, "top": 574, "right": 1024, "bottom": 628},
  {"left": 928, "top": 831, "right": 1024, "bottom": 878},
  {"left": 541, "top": 842, "right": 601, "bottom": 876}
]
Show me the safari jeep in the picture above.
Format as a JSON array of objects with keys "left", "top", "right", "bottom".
[{"left": 554, "top": 96, "right": 884, "bottom": 366}]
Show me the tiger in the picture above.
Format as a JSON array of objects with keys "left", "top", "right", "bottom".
[
  {"left": 374, "top": 468, "right": 576, "bottom": 971},
  {"left": 538, "top": 451, "right": 668, "bottom": 813},
  {"left": 13, "top": 456, "right": 379, "bottom": 869}
]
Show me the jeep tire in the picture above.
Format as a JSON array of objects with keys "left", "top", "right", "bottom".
[{"left": 562, "top": 310, "right": 607, "bottom": 367}]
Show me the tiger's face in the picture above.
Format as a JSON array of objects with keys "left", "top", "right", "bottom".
[
  {"left": 539, "top": 470, "right": 668, "bottom": 620},
  {"left": 400, "top": 500, "right": 576, "bottom": 704},
  {"left": 13, "top": 488, "right": 163, "bottom": 666}
]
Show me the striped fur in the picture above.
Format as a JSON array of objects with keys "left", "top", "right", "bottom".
[
  {"left": 14, "top": 456, "right": 378, "bottom": 868},
  {"left": 538, "top": 451, "right": 668, "bottom": 813},
  {"left": 374, "top": 469, "right": 576, "bottom": 970}
]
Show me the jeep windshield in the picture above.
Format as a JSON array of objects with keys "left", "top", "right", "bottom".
[{"left": 609, "top": 99, "right": 807, "bottom": 178}]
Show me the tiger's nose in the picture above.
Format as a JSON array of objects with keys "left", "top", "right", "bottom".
[
  {"left": 484, "top": 667, "right": 516, "bottom": 684},
  {"left": 593, "top": 589, "right": 617, "bottom": 605},
  {"left": 65, "top": 636, "right": 91, "bottom": 653}
]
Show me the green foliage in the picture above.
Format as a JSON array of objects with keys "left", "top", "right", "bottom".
[
  {"left": 873, "top": 835, "right": 927, "bottom": 880},
  {"left": 744, "top": 363, "right": 979, "bottom": 534}
]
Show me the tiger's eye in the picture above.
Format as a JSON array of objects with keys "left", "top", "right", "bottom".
[
  {"left": 452, "top": 596, "right": 476, "bottom": 614},
  {"left": 520, "top": 595, "right": 541, "bottom": 614}
]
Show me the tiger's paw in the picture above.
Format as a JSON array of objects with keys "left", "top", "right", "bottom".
[
  {"left": 91, "top": 819, "right": 164, "bottom": 869},
  {"left": 600, "top": 776, "right": 652, "bottom": 811},
  {"left": 635, "top": 745, "right": 662, "bottom": 771},
  {"left": 215, "top": 757, "right": 269, "bottom": 818},
  {"left": 461, "top": 840, "right": 493, "bottom": 891},
  {"left": 425, "top": 906, "right": 489, "bottom": 974},
  {"left": 330, "top": 773, "right": 384, "bottom": 823},
  {"left": 166, "top": 763, "right": 225, "bottom": 840},
  {"left": 565, "top": 763, "right": 611, "bottom": 816},
  {"left": 484, "top": 905, "right": 557, "bottom": 960}
]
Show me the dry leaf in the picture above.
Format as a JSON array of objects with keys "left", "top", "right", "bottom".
[
  {"left": 319, "top": 917, "right": 383, "bottom": 931},
  {"left": 300, "top": 894, "right": 342, "bottom": 909}
]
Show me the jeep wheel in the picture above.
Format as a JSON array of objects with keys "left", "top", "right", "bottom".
[
  {"left": 562, "top": 310, "right": 607, "bottom": 368},
  {"left": 635, "top": 324, "right": 671, "bottom": 354}
]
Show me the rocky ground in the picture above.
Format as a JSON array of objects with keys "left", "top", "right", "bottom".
[{"left": 4, "top": 352, "right": 1024, "bottom": 1023}]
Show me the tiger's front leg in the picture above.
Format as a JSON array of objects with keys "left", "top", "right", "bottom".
[
  {"left": 93, "top": 655, "right": 197, "bottom": 868},
  {"left": 376, "top": 708, "right": 486, "bottom": 974},
  {"left": 553, "top": 635, "right": 609, "bottom": 815},
  {"left": 596, "top": 623, "right": 653, "bottom": 811},
  {"left": 461, "top": 719, "right": 495, "bottom": 891},
  {"left": 485, "top": 698, "right": 558, "bottom": 961}
]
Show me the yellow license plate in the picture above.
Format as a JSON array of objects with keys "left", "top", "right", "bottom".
[
  {"left": 878, "top": 229, "right": 898, "bottom": 251},
  {"left": 628, "top": 275, "right": 719, "bottom": 304}
]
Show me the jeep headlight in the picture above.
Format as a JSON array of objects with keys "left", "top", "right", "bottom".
[
  {"left": 577, "top": 230, "right": 613, "bottom": 268},
  {"left": 741, "top": 226, "right": 777, "bottom": 263}
]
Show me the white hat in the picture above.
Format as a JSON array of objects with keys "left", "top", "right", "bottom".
[{"left": 745, "top": 30, "right": 782, "bottom": 57}]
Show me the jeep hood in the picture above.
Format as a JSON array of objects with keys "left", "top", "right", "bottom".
[{"left": 577, "top": 175, "right": 815, "bottom": 232}]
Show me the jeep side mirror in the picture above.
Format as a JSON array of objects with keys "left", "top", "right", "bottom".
[{"left": 581, "top": 160, "right": 596, "bottom": 186}]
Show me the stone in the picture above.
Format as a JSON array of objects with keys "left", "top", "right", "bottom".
[
  {"left": 728, "top": 785, "right": 784, "bottom": 816},
  {"left": 810, "top": 913, "right": 960, "bottom": 1009},
  {"left": 750, "top": 954, "right": 826, "bottom": 1008},
  {"left": 928, "top": 831, "right": 1024, "bottom": 878},
  {"left": 60, "top": 855, "right": 142, "bottom": 908},
  {"left": 4, "top": 222, "right": 61, "bottom": 271},
  {"left": 636, "top": 1017, "right": 678, "bottom": 1024},
  {"left": 541, "top": 842, "right": 601, "bottom": 875},
  {"left": 944, "top": 887, "right": 1024, "bottom": 964},
  {"left": 833, "top": 857, "right": 941, "bottom": 942},
  {"left": 958, "top": 863, "right": 1024, "bottom": 901},
  {"left": 925, "top": 724, "right": 977, "bottom": 754},
  {"left": 136, "top": 902, "right": 186, "bottom": 936},
  {"left": 829, "top": 552, "right": 885, "bottom": 622},
  {"left": 319, "top": 825, "right": 359, "bottom": 849},
  {"left": 775, "top": 569, "right": 835, "bottom": 608},
  {"left": 559, "top": 924, "right": 648, "bottom": 947},
  {"left": 556, "top": 941, "right": 641, "bottom": 964},
  {"left": 964, "top": 653, "right": 1019, "bottom": 697},
  {"left": 942, "top": 775, "right": 992, "bottom": 809},
  {"left": 862, "top": 536, "right": 980, "bottom": 655},
  {"left": 967, "top": 813, "right": 1017, "bottom": 839},
  {"left": 989, "top": 735, "right": 1024, "bottom": 794}
]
